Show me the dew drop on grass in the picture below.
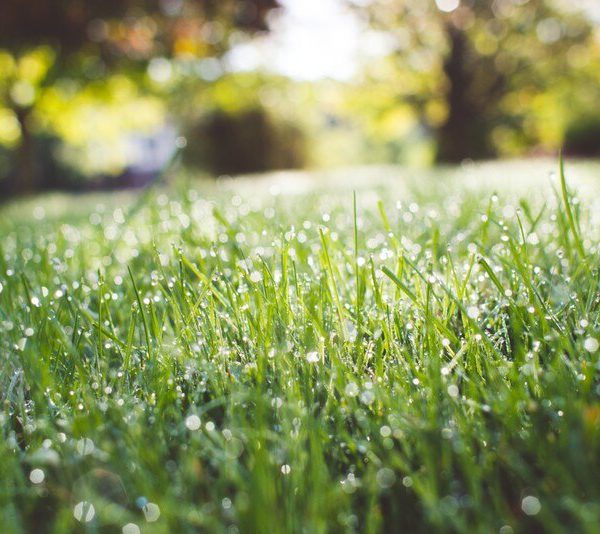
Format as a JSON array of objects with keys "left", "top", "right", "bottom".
[
  {"left": 345, "top": 382, "right": 359, "bottom": 397},
  {"left": 467, "top": 306, "right": 480, "bottom": 319},
  {"left": 281, "top": 464, "right": 291, "bottom": 475},
  {"left": 76, "top": 438, "right": 95, "bottom": 456},
  {"left": 379, "top": 425, "right": 392, "bottom": 437},
  {"left": 306, "top": 351, "right": 319, "bottom": 363},
  {"left": 73, "top": 501, "right": 95, "bottom": 523},
  {"left": 122, "top": 524, "right": 140, "bottom": 534},
  {"left": 521, "top": 495, "right": 541, "bottom": 516},
  {"left": 584, "top": 337, "right": 599, "bottom": 353},
  {"left": 143, "top": 502, "right": 160, "bottom": 522},
  {"left": 360, "top": 390, "right": 375, "bottom": 405},
  {"left": 376, "top": 468, "right": 396, "bottom": 489},
  {"left": 185, "top": 415, "right": 201, "bottom": 431},
  {"left": 29, "top": 468, "right": 45, "bottom": 484}
]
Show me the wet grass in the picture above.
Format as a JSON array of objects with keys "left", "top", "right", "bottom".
[{"left": 1, "top": 160, "right": 600, "bottom": 533}]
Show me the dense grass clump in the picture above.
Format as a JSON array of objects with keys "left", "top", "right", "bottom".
[{"left": 1, "top": 161, "right": 600, "bottom": 533}]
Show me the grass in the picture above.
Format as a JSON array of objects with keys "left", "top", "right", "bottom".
[{"left": 1, "top": 160, "right": 600, "bottom": 533}]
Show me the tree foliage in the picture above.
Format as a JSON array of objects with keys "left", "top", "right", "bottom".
[
  {"left": 0, "top": 0, "right": 278, "bottom": 56},
  {"left": 350, "top": 0, "right": 600, "bottom": 161},
  {"left": 0, "top": 0, "right": 280, "bottom": 194}
]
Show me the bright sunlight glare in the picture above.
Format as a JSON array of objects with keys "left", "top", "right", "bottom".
[
  {"left": 227, "top": 0, "right": 386, "bottom": 81},
  {"left": 435, "top": 0, "right": 460, "bottom": 13}
]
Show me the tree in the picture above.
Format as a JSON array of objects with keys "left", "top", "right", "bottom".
[
  {"left": 0, "top": 0, "right": 279, "bottom": 194},
  {"left": 349, "top": 0, "right": 600, "bottom": 162}
]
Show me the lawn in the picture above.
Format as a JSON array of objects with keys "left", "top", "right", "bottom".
[{"left": 1, "top": 159, "right": 600, "bottom": 533}]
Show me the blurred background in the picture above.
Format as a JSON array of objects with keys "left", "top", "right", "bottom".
[{"left": 1, "top": 0, "right": 599, "bottom": 197}]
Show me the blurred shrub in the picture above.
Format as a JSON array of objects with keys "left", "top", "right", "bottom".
[
  {"left": 0, "top": 134, "right": 84, "bottom": 198},
  {"left": 564, "top": 116, "right": 600, "bottom": 157},
  {"left": 182, "top": 107, "right": 306, "bottom": 176}
]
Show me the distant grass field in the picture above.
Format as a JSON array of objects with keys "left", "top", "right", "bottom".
[{"left": 2, "top": 159, "right": 600, "bottom": 533}]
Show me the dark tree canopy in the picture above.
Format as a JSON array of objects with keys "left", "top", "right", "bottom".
[{"left": 0, "top": 0, "right": 279, "bottom": 56}]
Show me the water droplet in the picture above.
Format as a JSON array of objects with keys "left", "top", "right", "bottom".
[
  {"left": 584, "top": 337, "right": 599, "bottom": 353},
  {"left": 376, "top": 468, "right": 396, "bottom": 489},
  {"left": 143, "top": 502, "right": 160, "bottom": 522},
  {"left": 467, "top": 306, "right": 480, "bottom": 319},
  {"left": 379, "top": 425, "right": 392, "bottom": 438},
  {"left": 345, "top": 382, "right": 359, "bottom": 397},
  {"left": 306, "top": 351, "right": 319, "bottom": 364},
  {"left": 360, "top": 390, "right": 375, "bottom": 405},
  {"left": 73, "top": 501, "right": 95, "bottom": 523},
  {"left": 29, "top": 468, "right": 45, "bottom": 484},
  {"left": 281, "top": 464, "right": 291, "bottom": 475},
  {"left": 76, "top": 438, "right": 95, "bottom": 456},
  {"left": 521, "top": 495, "right": 541, "bottom": 516},
  {"left": 122, "top": 524, "right": 140, "bottom": 534},
  {"left": 185, "top": 415, "right": 201, "bottom": 431}
]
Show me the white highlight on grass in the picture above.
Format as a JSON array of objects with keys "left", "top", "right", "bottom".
[
  {"left": 185, "top": 415, "right": 201, "bottom": 431},
  {"left": 143, "top": 502, "right": 161, "bottom": 522},
  {"left": 29, "top": 469, "right": 45, "bottom": 484},
  {"left": 376, "top": 468, "right": 396, "bottom": 488},
  {"left": 76, "top": 438, "right": 95, "bottom": 456},
  {"left": 467, "top": 306, "right": 480, "bottom": 320},
  {"left": 306, "top": 351, "right": 319, "bottom": 363},
  {"left": 345, "top": 382, "right": 359, "bottom": 397},
  {"left": 584, "top": 337, "right": 599, "bottom": 353},
  {"left": 521, "top": 495, "right": 541, "bottom": 516},
  {"left": 73, "top": 501, "right": 95, "bottom": 523},
  {"left": 122, "top": 524, "right": 141, "bottom": 534}
]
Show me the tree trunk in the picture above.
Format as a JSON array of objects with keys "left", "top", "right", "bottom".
[
  {"left": 435, "top": 26, "right": 495, "bottom": 163},
  {"left": 12, "top": 107, "right": 37, "bottom": 195}
]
